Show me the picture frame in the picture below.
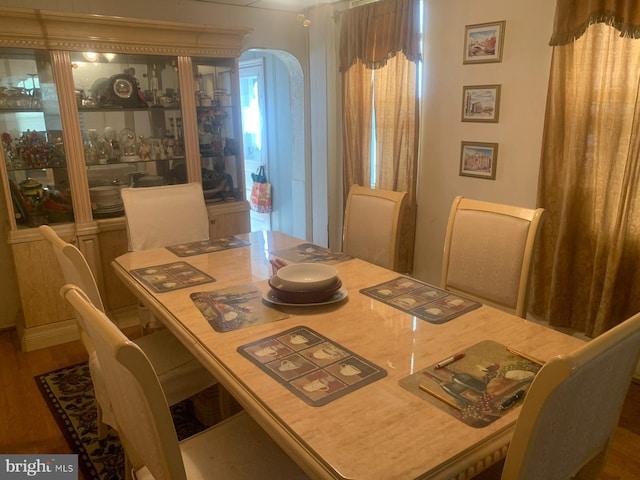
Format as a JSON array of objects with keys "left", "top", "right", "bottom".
[
  {"left": 463, "top": 21, "right": 505, "bottom": 64},
  {"left": 460, "top": 141, "right": 498, "bottom": 180},
  {"left": 462, "top": 84, "right": 501, "bottom": 122}
]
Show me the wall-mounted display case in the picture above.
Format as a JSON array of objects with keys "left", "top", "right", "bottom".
[{"left": 0, "top": 8, "right": 251, "bottom": 350}]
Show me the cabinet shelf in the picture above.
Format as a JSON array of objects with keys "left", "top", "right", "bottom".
[
  {"left": 78, "top": 105, "right": 181, "bottom": 112},
  {"left": 0, "top": 108, "right": 44, "bottom": 114}
]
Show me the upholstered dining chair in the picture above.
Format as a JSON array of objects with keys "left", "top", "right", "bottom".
[
  {"left": 499, "top": 311, "right": 640, "bottom": 479},
  {"left": 120, "top": 182, "right": 210, "bottom": 251},
  {"left": 441, "top": 196, "right": 544, "bottom": 318},
  {"left": 61, "top": 284, "right": 309, "bottom": 480},
  {"left": 120, "top": 182, "right": 211, "bottom": 332},
  {"left": 39, "top": 225, "right": 217, "bottom": 434},
  {"left": 342, "top": 184, "right": 408, "bottom": 271}
]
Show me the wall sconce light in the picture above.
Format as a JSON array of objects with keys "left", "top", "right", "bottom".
[{"left": 103, "top": 53, "right": 116, "bottom": 62}]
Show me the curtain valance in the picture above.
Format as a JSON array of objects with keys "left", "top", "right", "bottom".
[
  {"left": 339, "top": 0, "right": 421, "bottom": 72},
  {"left": 550, "top": 0, "right": 640, "bottom": 45}
]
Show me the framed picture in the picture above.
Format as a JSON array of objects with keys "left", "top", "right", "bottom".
[
  {"left": 463, "top": 20, "right": 505, "bottom": 64},
  {"left": 462, "top": 84, "right": 501, "bottom": 122},
  {"left": 460, "top": 141, "right": 498, "bottom": 179}
]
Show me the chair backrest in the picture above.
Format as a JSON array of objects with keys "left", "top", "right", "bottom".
[
  {"left": 39, "top": 225, "right": 105, "bottom": 354},
  {"left": 39, "top": 225, "right": 104, "bottom": 311},
  {"left": 61, "top": 284, "right": 186, "bottom": 480},
  {"left": 342, "top": 184, "right": 408, "bottom": 271},
  {"left": 441, "top": 196, "right": 544, "bottom": 317},
  {"left": 120, "top": 183, "right": 210, "bottom": 251},
  {"left": 502, "top": 312, "right": 640, "bottom": 480}
]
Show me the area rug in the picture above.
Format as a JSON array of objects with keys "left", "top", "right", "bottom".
[{"left": 35, "top": 362, "right": 207, "bottom": 480}]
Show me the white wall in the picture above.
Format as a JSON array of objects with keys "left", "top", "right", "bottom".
[{"left": 412, "top": 0, "right": 556, "bottom": 285}]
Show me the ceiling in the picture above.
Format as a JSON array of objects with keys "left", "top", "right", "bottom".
[{"left": 194, "top": 0, "right": 349, "bottom": 12}]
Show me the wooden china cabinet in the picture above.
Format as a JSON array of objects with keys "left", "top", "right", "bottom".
[{"left": 0, "top": 8, "right": 251, "bottom": 350}]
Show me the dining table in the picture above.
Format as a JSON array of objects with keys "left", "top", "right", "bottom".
[{"left": 112, "top": 230, "right": 586, "bottom": 480}]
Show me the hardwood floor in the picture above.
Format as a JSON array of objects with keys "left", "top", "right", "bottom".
[
  {"left": 0, "top": 328, "right": 89, "bottom": 479},
  {"left": 1, "top": 327, "right": 639, "bottom": 479}
]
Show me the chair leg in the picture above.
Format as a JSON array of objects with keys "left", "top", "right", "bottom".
[
  {"left": 96, "top": 403, "right": 108, "bottom": 440},
  {"left": 124, "top": 451, "right": 134, "bottom": 480}
]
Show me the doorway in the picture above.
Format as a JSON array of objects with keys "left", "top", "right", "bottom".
[
  {"left": 239, "top": 49, "right": 308, "bottom": 238},
  {"left": 239, "top": 59, "right": 270, "bottom": 232}
]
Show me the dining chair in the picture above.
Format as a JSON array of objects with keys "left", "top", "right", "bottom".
[
  {"left": 342, "top": 184, "right": 408, "bottom": 271},
  {"left": 441, "top": 196, "right": 544, "bottom": 318},
  {"left": 61, "top": 284, "right": 309, "bottom": 480},
  {"left": 39, "top": 225, "right": 217, "bottom": 434},
  {"left": 120, "top": 182, "right": 211, "bottom": 251},
  {"left": 500, "top": 311, "right": 640, "bottom": 479},
  {"left": 120, "top": 182, "right": 211, "bottom": 332}
]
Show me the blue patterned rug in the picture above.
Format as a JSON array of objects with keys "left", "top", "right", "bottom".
[{"left": 35, "top": 362, "right": 207, "bottom": 480}]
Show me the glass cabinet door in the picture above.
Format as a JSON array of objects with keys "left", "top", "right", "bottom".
[
  {"left": 70, "top": 52, "right": 185, "bottom": 219},
  {"left": 0, "top": 48, "right": 72, "bottom": 228},
  {"left": 193, "top": 59, "right": 242, "bottom": 204}
]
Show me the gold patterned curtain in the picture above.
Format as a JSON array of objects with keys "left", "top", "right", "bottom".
[
  {"left": 339, "top": 0, "right": 421, "bottom": 273},
  {"left": 530, "top": 0, "right": 640, "bottom": 337}
]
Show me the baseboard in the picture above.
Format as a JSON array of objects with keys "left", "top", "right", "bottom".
[
  {"left": 16, "top": 304, "right": 142, "bottom": 352},
  {"left": 18, "top": 319, "right": 81, "bottom": 352}
]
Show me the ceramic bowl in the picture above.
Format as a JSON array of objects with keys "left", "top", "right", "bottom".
[
  {"left": 269, "top": 277, "right": 342, "bottom": 304},
  {"left": 275, "top": 263, "right": 338, "bottom": 291}
]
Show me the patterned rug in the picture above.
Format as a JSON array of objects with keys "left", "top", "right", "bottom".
[{"left": 35, "top": 362, "right": 207, "bottom": 480}]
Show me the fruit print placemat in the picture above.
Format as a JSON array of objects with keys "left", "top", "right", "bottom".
[
  {"left": 191, "top": 284, "right": 289, "bottom": 332},
  {"left": 399, "top": 340, "right": 542, "bottom": 428},
  {"left": 270, "top": 242, "right": 352, "bottom": 265},
  {"left": 166, "top": 236, "right": 250, "bottom": 257},
  {"left": 360, "top": 276, "right": 481, "bottom": 324},
  {"left": 130, "top": 261, "right": 216, "bottom": 293},
  {"left": 238, "top": 326, "right": 387, "bottom": 406}
]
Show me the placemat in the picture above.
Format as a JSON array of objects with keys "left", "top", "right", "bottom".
[
  {"left": 399, "top": 340, "right": 542, "bottom": 428},
  {"left": 270, "top": 242, "right": 352, "bottom": 265},
  {"left": 191, "top": 284, "right": 289, "bottom": 332},
  {"left": 360, "top": 276, "right": 481, "bottom": 324},
  {"left": 130, "top": 261, "right": 215, "bottom": 293},
  {"left": 166, "top": 236, "right": 250, "bottom": 257},
  {"left": 238, "top": 326, "right": 387, "bottom": 406}
]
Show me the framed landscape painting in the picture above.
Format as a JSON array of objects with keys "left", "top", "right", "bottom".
[
  {"left": 463, "top": 21, "right": 505, "bottom": 64},
  {"left": 459, "top": 142, "right": 498, "bottom": 179},
  {"left": 462, "top": 84, "right": 501, "bottom": 122}
]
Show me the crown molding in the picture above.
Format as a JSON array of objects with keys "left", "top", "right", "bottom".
[{"left": 0, "top": 7, "right": 251, "bottom": 58}]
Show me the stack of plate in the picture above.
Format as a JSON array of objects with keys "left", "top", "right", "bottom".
[
  {"left": 90, "top": 185, "right": 123, "bottom": 215},
  {"left": 267, "top": 264, "right": 344, "bottom": 305}
]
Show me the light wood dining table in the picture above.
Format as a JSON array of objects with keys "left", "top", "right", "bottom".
[{"left": 112, "top": 231, "right": 585, "bottom": 480}]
